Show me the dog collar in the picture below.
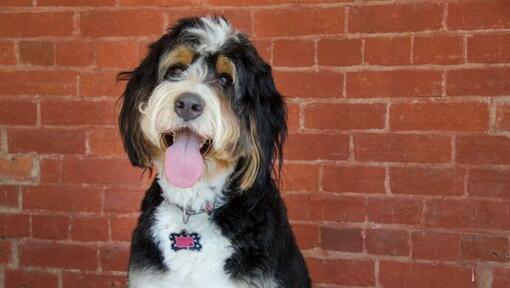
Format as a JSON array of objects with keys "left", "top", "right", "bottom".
[{"left": 166, "top": 199, "right": 224, "bottom": 224}]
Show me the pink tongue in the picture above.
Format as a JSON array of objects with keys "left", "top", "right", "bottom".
[{"left": 164, "top": 131, "right": 204, "bottom": 188}]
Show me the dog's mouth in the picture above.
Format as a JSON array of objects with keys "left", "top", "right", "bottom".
[{"left": 162, "top": 128, "right": 212, "bottom": 157}]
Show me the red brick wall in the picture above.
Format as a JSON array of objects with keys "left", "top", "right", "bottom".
[{"left": 0, "top": 0, "right": 509, "bottom": 287}]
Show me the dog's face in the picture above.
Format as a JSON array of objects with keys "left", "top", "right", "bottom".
[{"left": 119, "top": 16, "right": 286, "bottom": 191}]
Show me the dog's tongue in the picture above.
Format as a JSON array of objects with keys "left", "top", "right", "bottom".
[{"left": 164, "top": 131, "right": 204, "bottom": 188}]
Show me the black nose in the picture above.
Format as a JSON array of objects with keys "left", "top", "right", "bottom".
[{"left": 174, "top": 93, "right": 205, "bottom": 121}]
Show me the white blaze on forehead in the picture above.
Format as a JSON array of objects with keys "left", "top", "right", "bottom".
[{"left": 185, "top": 16, "right": 238, "bottom": 53}]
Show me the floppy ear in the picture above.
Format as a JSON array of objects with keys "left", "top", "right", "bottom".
[
  {"left": 117, "top": 50, "right": 159, "bottom": 168},
  {"left": 237, "top": 46, "right": 287, "bottom": 188}
]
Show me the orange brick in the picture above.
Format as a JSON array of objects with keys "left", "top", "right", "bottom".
[
  {"left": 322, "top": 166, "right": 385, "bottom": 194},
  {"left": 80, "top": 10, "right": 164, "bottom": 37},
  {"left": 56, "top": 41, "right": 95, "bottom": 66},
  {"left": 318, "top": 38, "right": 362, "bottom": 66},
  {"left": 0, "top": 99, "right": 37, "bottom": 125},
  {"left": 390, "top": 102, "right": 489, "bottom": 132},
  {"left": 254, "top": 8, "right": 344, "bottom": 37},
  {"left": 0, "top": 41, "right": 16, "bottom": 64},
  {"left": 293, "top": 224, "right": 320, "bottom": 250},
  {"left": 96, "top": 41, "right": 140, "bottom": 69},
  {"left": 355, "top": 134, "right": 451, "bottom": 163},
  {"left": 41, "top": 100, "right": 116, "bottom": 126},
  {"left": 468, "top": 169, "right": 510, "bottom": 200},
  {"left": 414, "top": 35, "right": 464, "bottom": 64},
  {"left": 19, "top": 41, "right": 55, "bottom": 66},
  {"left": 281, "top": 163, "right": 319, "bottom": 192},
  {"left": 366, "top": 229, "right": 409, "bottom": 256},
  {"left": 447, "top": 68, "right": 510, "bottom": 96},
  {"left": 0, "top": 12, "right": 74, "bottom": 37},
  {"left": 448, "top": 0, "right": 510, "bottom": 30},
  {"left": 274, "top": 70, "right": 343, "bottom": 98},
  {"left": 461, "top": 234, "right": 509, "bottom": 262},
  {"left": 62, "top": 272, "right": 126, "bottom": 288},
  {"left": 367, "top": 197, "right": 423, "bottom": 225},
  {"left": 0, "top": 186, "right": 19, "bottom": 209},
  {"left": 304, "top": 103, "right": 385, "bottom": 130},
  {"left": 285, "top": 133, "right": 349, "bottom": 160},
  {"left": 88, "top": 128, "right": 125, "bottom": 157},
  {"left": 456, "top": 136, "right": 510, "bottom": 165},
  {"left": 32, "top": 215, "right": 70, "bottom": 240},
  {"left": 8, "top": 128, "right": 86, "bottom": 154},
  {"left": 21, "top": 241, "right": 98, "bottom": 270},
  {"left": 71, "top": 216, "right": 109, "bottom": 241},
  {"left": 468, "top": 34, "right": 510, "bottom": 63},
  {"left": 364, "top": 37, "right": 411, "bottom": 65},
  {"left": 5, "top": 270, "right": 59, "bottom": 288},
  {"left": 0, "top": 71, "right": 77, "bottom": 96},
  {"left": 23, "top": 184, "right": 102, "bottom": 212},
  {"left": 347, "top": 70, "right": 442, "bottom": 98},
  {"left": 321, "top": 227, "right": 362, "bottom": 252},
  {"left": 412, "top": 231, "right": 461, "bottom": 261},
  {"left": 100, "top": 245, "right": 130, "bottom": 271},
  {"left": 308, "top": 258, "right": 374, "bottom": 286},
  {"left": 349, "top": 3, "right": 443, "bottom": 33},
  {"left": 273, "top": 40, "right": 314, "bottom": 67},
  {"left": 0, "top": 155, "right": 34, "bottom": 182},
  {"left": 390, "top": 167, "right": 465, "bottom": 196},
  {"left": 110, "top": 216, "right": 137, "bottom": 241},
  {"left": 496, "top": 103, "right": 510, "bottom": 131}
]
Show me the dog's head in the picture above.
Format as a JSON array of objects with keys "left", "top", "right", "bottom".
[{"left": 118, "top": 16, "right": 286, "bottom": 191}]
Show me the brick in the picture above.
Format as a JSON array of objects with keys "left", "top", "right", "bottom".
[
  {"left": 273, "top": 71, "right": 343, "bottom": 98},
  {"left": 208, "top": 0, "right": 290, "bottom": 5},
  {"left": 41, "top": 100, "right": 116, "bottom": 126},
  {"left": 0, "top": 0, "right": 31, "bottom": 6},
  {"left": 349, "top": 3, "right": 443, "bottom": 33},
  {"left": 285, "top": 133, "right": 349, "bottom": 160},
  {"left": 390, "top": 167, "right": 465, "bottom": 196},
  {"left": 364, "top": 37, "right": 411, "bottom": 65},
  {"left": 81, "top": 10, "right": 164, "bottom": 37},
  {"left": 0, "top": 41, "right": 16, "bottom": 64},
  {"left": 390, "top": 102, "right": 489, "bottom": 132},
  {"left": 5, "top": 270, "right": 59, "bottom": 288},
  {"left": 96, "top": 41, "right": 140, "bottom": 69},
  {"left": 424, "top": 199, "right": 510, "bottom": 230},
  {"left": 321, "top": 227, "right": 362, "bottom": 252},
  {"left": 62, "top": 158, "right": 144, "bottom": 185},
  {"left": 468, "top": 34, "right": 510, "bottom": 63},
  {"left": 456, "top": 136, "right": 510, "bottom": 165},
  {"left": 322, "top": 166, "right": 385, "bottom": 194},
  {"left": 80, "top": 71, "right": 124, "bottom": 97},
  {"left": 0, "top": 240, "right": 12, "bottom": 264},
  {"left": 40, "top": 158, "right": 61, "bottom": 183},
  {"left": 414, "top": 35, "right": 464, "bottom": 64},
  {"left": 0, "top": 12, "right": 74, "bottom": 37},
  {"left": 380, "top": 261, "right": 475, "bottom": 288},
  {"left": 19, "top": 41, "right": 55, "bottom": 66},
  {"left": 318, "top": 39, "right": 362, "bottom": 66},
  {"left": 273, "top": 40, "right": 314, "bottom": 67},
  {"left": 0, "top": 213, "right": 29, "bottom": 237},
  {"left": 366, "top": 229, "right": 409, "bottom": 256},
  {"left": 468, "top": 169, "right": 510, "bottom": 200},
  {"left": 281, "top": 163, "right": 319, "bottom": 192},
  {"left": 355, "top": 134, "right": 451, "bottom": 163},
  {"left": 412, "top": 231, "right": 461, "bottom": 261},
  {"left": 104, "top": 186, "right": 144, "bottom": 213},
  {"left": 0, "top": 186, "right": 19, "bottom": 209},
  {"left": 304, "top": 103, "right": 385, "bottom": 130},
  {"left": 71, "top": 216, "right": 109, "bottom": 241},
  {"left": 21, "top": 241, "right": 97, "bottom": 270},
  {"left": 284, "top": 195, "right": 365, "bottom": 223},
  {"left": 8, "top": 128, "right": 86, "bottom": 154},
  {"left": 23, "top": 184, "right": 102, "bottom": 212},
  {"left": 307, "top": 258, "right": 374, "bottom": 286},
  {"left": 447, "top": 68, "right": 510, "bottom": 96},
  {"left": 0, "top": 99, "right": 37, "bottom": 125},
  {"left": 461, "top": 234, "right": 509, "bottom": 262},
  {"left": 448, "top": 0, "right": 510, "bottom": 30},
  {"left": 496, "top": 103, "right": 510, "bottom": 131},
  {"left": 0, "top": 155, "right": 34, "bottom": 182},
  {"left": 88, "top": 128, "right": 125, "bottom": 157},
  {"left": 0, "top": 71, "right": 77, "bottom": 96},
  {"left": 32, "top": 215, "right": 69, "bottom": 240},
  {"left": 254, "top": 8, "right": 344, "bottom": 37},
  {"left": 39, "top": 0, "right": 115, "bottom": 5},
  {"left": 292, "top": 224, "right": 320, "bottom": 250},
  {"left": 367, "top": 197, "right": 423, "bottom": 225},
  {"left": 100, "top": 244, "right": 130, "bottom": 271},
  {"left": 347, "top": 70, "right": 442, "bottom": 98},
  {"left": 493, "top": 268, "right": 510, "bottom": 288},
  {"left": 122, "top": 0, "right": 200, "bottom": 5},
  {"left": 286, "top": 103, "right": 300, "bottom": 130},
  {"left": 56, "top": 41, "right": 95, "bottom": 67},
  {"left": 62, "top": 272, "right": 126, "bottom": 288},
  {"left": 110, "top": 216, "right": 137, "bottom": 241}
]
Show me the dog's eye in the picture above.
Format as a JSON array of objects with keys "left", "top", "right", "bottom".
[
  {"left": 165, "top": 64, "right": 187, "bottom": 79},
  {"left": 218, "top": 73, "right": 233, "bottom": 86}
]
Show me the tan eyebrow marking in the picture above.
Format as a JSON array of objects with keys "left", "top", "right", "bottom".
[
  {"left": 216, "top": 55, "right": 235, "bottom": 81},
  {"left": 158, "top": 46, "right": 194, "bottom": 81}
]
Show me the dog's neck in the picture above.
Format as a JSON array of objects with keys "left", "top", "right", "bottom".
[{"left": 154, "top": 160, "right": 233, "bottom": 212}]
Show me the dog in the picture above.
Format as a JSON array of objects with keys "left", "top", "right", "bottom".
[{"left": 118, "top": 16, "right": 311, "bottom": 288}]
